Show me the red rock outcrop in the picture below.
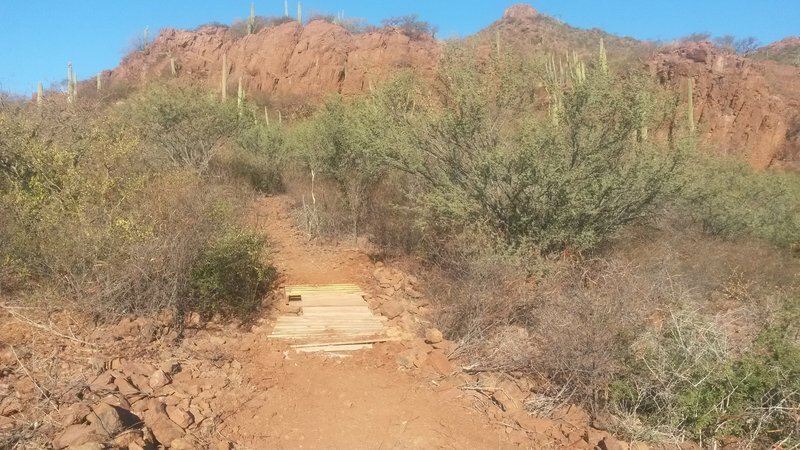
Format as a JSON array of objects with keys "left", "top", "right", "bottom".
[
  {"left": 107, "top": 6, "right": 799, "bottom": 169},
  {"left": 108, "top": 20, "right": 438, "bottom": 111},
  {"left": 648, "top": 41, "right": 800, "bottom": 168}
]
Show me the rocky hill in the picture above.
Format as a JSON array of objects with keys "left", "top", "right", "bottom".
[
  {"left": 107, "top": 20, "right": 438, "bottom": 113},
  {"left": 106, "top": 4, "right": 800, "bottom": 168}
]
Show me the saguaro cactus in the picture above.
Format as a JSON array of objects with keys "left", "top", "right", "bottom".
[
  {"left": 284, "top": 0, "right": 288, "bottom": 17},
  {"left": 264, "top": 106, "right": 269, "bottom": 125},
  {"left": 687, "top": 78, "right": 695, "bottom": 132},
  {"left": 237, "top": 77, "right": 245, "bottom": 111},
  {"left": 221, "top": 53, "right": 228, "bottom": 101},
  {"left": 96, "top": 73, "right": 102, "bottom": 92},
  {"left": 67, "top": 62, "right": 74, "bottom": 104},
  {"left": 37, "top": 82, "right": 43, "bottom": 108},
  {"left": 298, "top": 1, "right": 302, "bottom": 24},
  {"left": 599, "top": 38, "right": 608, "bottom": 73},
  {"left": 170, "top": 57, "right": 177, "bottom": 77},
  {"left": 248, "top": 1, "right": 256, "bottom": 34}
]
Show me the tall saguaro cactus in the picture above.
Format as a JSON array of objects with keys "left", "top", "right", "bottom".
[
  {"left": 284, "top": 0, "right": 288, "bottom": 17},
  {"left": 221, "top": 53, "right": 228, "bottom": 101},
  {"left": 67, "top": 62, "right": 75, "bottom": 104},
  {"left": 96, "top": 73, "right": 102, "bottom": 92},
  {"left": 248, "top": 1, "right": 256, "bottom": 34},
  {"left": 237, "top": 77, "right": 245, "bottom": 112},
  {"left": 598, "top": 38, "right": 608, "bottom": 74},
  {"left": 37, "top": 82, "right": 43, "bottom": 108},
  {"left": 298, "top": 1, "right": 302, "bottom": 25},
  {"left": 687, "top": 78, "right": 695, "bottom": 132},
  {"left": 170, "top": 57, "right": 177, "bottom": 77}
]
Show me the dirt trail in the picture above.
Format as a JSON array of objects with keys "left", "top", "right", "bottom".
[{"left": 223, "top": 195, "right": 516, "bottom": 448}]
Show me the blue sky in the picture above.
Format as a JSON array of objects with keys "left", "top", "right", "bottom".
[{"left": 0, "top": 1, "right": 796, "bottom": 94}]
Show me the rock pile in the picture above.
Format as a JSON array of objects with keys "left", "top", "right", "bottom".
[
  {"left": 370, "top": 263, "right": 432, "bottom": 337},
  {"left": 52, "top": 353, "right": 238, "bottom": 449}
]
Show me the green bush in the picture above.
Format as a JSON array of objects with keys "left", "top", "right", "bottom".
[
  {"left": 188, "top": 228, "right": 277, "bottom": 321},
  {"left": 390, "top": 45, "right": 687, "bottom": 255},
  {"left": 124, "top": 83, "right": 241, "bottom": 173},
  {"left": 679, "top": 156, "right": 800, "bottom": 248},
  {"left": 232, "top": 122, "right": 285, "bottom": 193}
]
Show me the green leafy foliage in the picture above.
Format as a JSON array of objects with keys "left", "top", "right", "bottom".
[
  {"left": 679, "top": 156, "right": 800, "bottom": 247},
  {"left": 390, "top": 45, "right": 686, "bottom": 254},
  {"left": 188, "top": 229, "right": 277, "bottom": 321},
  {"left": 232, "top": 122, "right": 286, "bottom": 193},
  {"left": 124, "top": 83, "right": 241, "bottom": 173}
]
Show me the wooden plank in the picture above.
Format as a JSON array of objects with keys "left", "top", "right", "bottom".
[
  {"left": 291, "top": 337, "right": 399, "bottom": 348},
  {"left": 295, "top": 343, "right": 373, "bottom": 352}
]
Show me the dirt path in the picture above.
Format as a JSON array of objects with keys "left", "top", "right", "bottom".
[{"left": 221, "top": 195, "right": 518, "bottom": 449}]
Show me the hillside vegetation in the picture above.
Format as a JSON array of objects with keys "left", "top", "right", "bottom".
[{"left": 1, "top": 8, "right": 799, "bottom": 449}]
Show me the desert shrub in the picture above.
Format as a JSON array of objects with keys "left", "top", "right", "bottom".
[
  {"left": 679, "top": 155, "right": 800, "bottom": 247},
  {"left": 288, "top": 76, "right": 418, "bottom": 238},
  {"left": 307, "top": 13, "right": 369, "bottom": 33},
  {"left": 187, "top": 228, "right": 277, "bottom": 321},
  {"left": 382, "top": 14, "right": 437, "bottom": 39},
  {"left": 0, "top": 88, "right": 273, "bottom": 321},
  {"left": 612, "top": 303, "right": 800, "bottom": 445},
  {"left": 123, "top": 83, "right": 241, "bottom": 173},
  {"left": 231, "top": 122, "right": 286, "bottom": 193},
  {"left": 230, "top": 15, "right": 295, "bottom": 38},
  {"left": 391, "top": 45, "right": 687, "bottom": 255}
]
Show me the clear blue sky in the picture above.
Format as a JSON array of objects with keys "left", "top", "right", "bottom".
[{"left": 0, "top": 1, "right": 796, "bottom": 95}]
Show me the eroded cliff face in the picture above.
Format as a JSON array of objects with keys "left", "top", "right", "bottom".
[
  {"left": 648, "top": 42, "right": 799, "bottom": 169},
  {"left": 108, "top": 20, "right": 438, "bottom": 110}
]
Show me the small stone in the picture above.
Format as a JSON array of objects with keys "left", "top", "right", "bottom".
[
  {"left": 122, "top": 360, "right": 157, "bottom": 377},
  {"left": 130, "top": 373, "right": 153, "bottom": 394},
  {"left": 112, "top": 429, "right": 144, "bottom": 447},
  {"left": 424, "top": 328, "right": 443, "bottom": 344},
  {"left": 405, "top": 287, "right": 424, "bottom": 299},
  {"left": 396, "top": 351, "right": 417, "bottom": 369},
  {"left": 60, "top": 403, "right": 91, "bottom": 427},
  {"left": 380, "top": 301, "right": 405, "bottom": 319},
  {"left": 425, "top": 350, "right": 452, "bottom": 375},
  {"left": 492, "top": 389, "right": 519, "bottom": 412},
  {"left": 68, "top": 443, "right": 105, "bottom": 450},
  {"left": 171, "top": 437, "right": 199, "bottom": 449},
  {"left": 0, "top": 397, "right": 22, "bottom": 417},
  {"left": 52, "top": 424, "right": 101, "bottom": 449},
  {"left": 166, "top": 405, "right": 194, "bottom": 429},
  {"left": 86, "top": 402, "right": 126, "bottom": 437},
  {"left": 149, "top": 370, "right": 171, "bottom": 390},
  {"left": 114, "top": 376, "right": 139, "bottom": 396},
  {"left": 160, "top": 361, "right": 181, "bottom": 375},
  {"left": 113, "top": 317, "right": 140, "bottom": 339},
  {"left": 144, "top": 405, "right": 186, "bottom": 445}
]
